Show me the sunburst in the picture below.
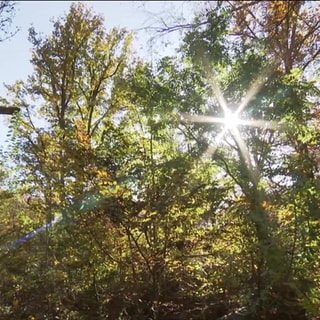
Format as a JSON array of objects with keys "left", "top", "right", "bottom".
[
  {"left": 181, "top": 68, "right": 281, "bottom": 180},
  {"left": 223, "top": 108, "right": 239, "bottom": 131}
]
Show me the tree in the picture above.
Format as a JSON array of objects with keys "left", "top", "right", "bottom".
[
  {"left": 2, "top": 3, "right": 232, "bottom": 316},
  {"left": 7, "top": 1, "right": 132, "bottom": 209},
  {"left": 178, "top": 1, "right": 320, "bottom": 319},
  {"left": 229, "top": 0, "right": 320, "bottom": 74},
  {"left": 1, "top": 1, "right": 320, "bottom": 319},
  {"left": 0, "top": 1, "right": 18, "bottom": 42},
  {"left": 0, "top": 1, "right": 19, "bottom": 115},
  {"left": 2, "top": 3, "right": 134, "bottom": 319}
]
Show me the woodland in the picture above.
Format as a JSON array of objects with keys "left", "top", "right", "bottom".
[{"left": 0, "top": 1, "right": 319, "bottom": 319}]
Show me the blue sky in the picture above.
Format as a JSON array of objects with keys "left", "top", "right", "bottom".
[{"left": 0, "top": 1, "right": 196, "bottom": 150}]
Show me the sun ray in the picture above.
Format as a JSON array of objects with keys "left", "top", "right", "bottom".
[
  {"left": 231, "top": 128, "right": 260, "bottom": 187},
  {"left": 203, "top": 128, "right": 228, "bottom": 159},
  {"left": 179, "top": 64, "right": 283, "bottom": 181},
  {"left": 236, "top": 119, "right": 280, "bottom": 130},
  {"left": 235, "top": 64, "right": 276, "bottom": 117},
  {"left": 208, "top": 73, "right": 229, "bottom": 114},
  {"left": 235, "top": 76, "right": 265, "bottom": 117},
  {"left": 181, "top": 114, "right": 228, "bottom": 125},
  {"left": 182, "top": 114, "right": 280, "bottom": 131},
  {"left": 178, "top": 59, "right": 285, "bottom": 190}
]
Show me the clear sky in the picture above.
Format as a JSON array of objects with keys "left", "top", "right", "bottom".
[{"left": 0, "top": 1, "right": 197, "bottom": 151}]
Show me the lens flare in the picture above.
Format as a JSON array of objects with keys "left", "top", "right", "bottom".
[
  {"left": 0, "top": 192, "right": 111, "bottom": 256},
  {"left": 5, "top": 214, "right": 63, "bottom": 252},
  {"left": 180, "top": 66, "right": 282, "bottom": 171}
]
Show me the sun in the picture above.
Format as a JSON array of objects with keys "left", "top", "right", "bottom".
[
  {"left": 223, "top": 109, "right": 239, "bottom": 131},
  {"left": 180, "top": 64, "right": 283, "bottom": 164},
  {"left": 180, "top": 74, "right": 281, "bottom": 161}
]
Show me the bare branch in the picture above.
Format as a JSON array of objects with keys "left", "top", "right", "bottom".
[{"left": 0, "top": 1, "right": 19, "bottom": 42}]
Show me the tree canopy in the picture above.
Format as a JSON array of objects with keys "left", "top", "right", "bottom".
[{"left": 0, "top": 1, "right": 319, "bottom": 320}]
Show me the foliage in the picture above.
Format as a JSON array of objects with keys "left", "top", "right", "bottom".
[{"left": 0, "top": 1, "right": 319, "bottom": 320}]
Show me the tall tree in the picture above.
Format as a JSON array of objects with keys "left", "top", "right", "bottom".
[
  {"left": 2, "top": 3, "right": 134, "bottom": 319},
  {"left": 229, "top": 0, "right": 320, "bottom": 74},
  {"left": 7, "top": 2, "right": 132, "bottom": 212},
  {"left": 178, "top": 1, "right": 320, "bottom": 319}
]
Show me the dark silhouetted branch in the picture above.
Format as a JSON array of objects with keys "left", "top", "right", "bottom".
[{"left": 0, "top": 106, "right": 20, "bottom": 115}]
